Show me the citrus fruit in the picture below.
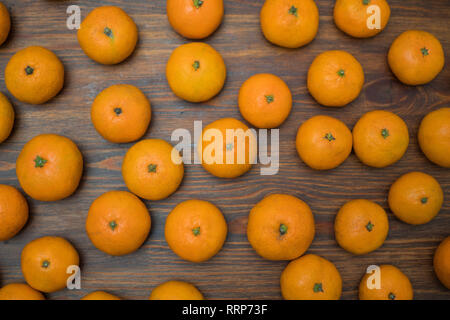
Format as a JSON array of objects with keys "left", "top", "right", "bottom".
[
  {"left": 78, "top": 6, "right": 138, "bottom": 65},
  {"left": 281, "top": 254, "right": 342, "bottom": 300},
  {"left": 122, "top": 139, "right": 184, "bottom": 200},
  {"left": 388, "top": 171, "right": 443, "bottom": 225},
  {"left": 166, "top": 42, "right": 226, "bottom": 103},
  {"left": 5, "top": 46, "right": 64, "bottom": 105},
  {"left": 335, "top": 199, "right": 389, "bottom": 255},
  {"left": 91, "top": 84, "right": 151, "bottom": 143},
  {"left": 296, "top": 115, "right": 352, "bottom": 170},
  {"left": 238, "top": 73, "right": 292, "bottom": 128},
  {"left": 21, "top": 236, "right": 80, "bottom": 293},
  {"left": 165, "top": 199, "right": 227, "bottom": 263},
  {"left": 247, "top": 194, "right": 315, "bottom": 260},
  {"left": 353, "top": 110, "right": 409, "bottom": 168},
  {"left": 388, "top": 30, "right": 444, "bottom": 85},
  {"left": 307, "top": 50, "right": 364, "bottom": 107}
]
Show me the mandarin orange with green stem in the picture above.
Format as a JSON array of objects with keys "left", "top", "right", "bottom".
[
  {"left": 16, "top": 134, "right": 83, "bottom": 202},
  {"left": 388, "top": 30, "right": 444, "bottom": 85},
  {"left": 359, "top": 265, "right": 413, "bottom": 300},
  {"left": 0, "top": 184, "right": 28, "bottom": 241},
  {"left": 122, "top": 139, "right": 184, "bottom": 201},
  {"left": 296, "top": 115, "right": 352, "bottom": 170},
  {"left": 247, "top": 194, "right": 315, "bottom": 260},
  {"left": 388, "top": 171, "right": 443, "bottom": 225},
  {"left": 78, "top": 6, "right": 138, "bottom": 65},
  {"left": 167, "top": 0, "right": 223, "bottom": 39},
  {"left": 281, "top": 254, "right": 342, "bottom": 300},
  {"left": 91, "top": 84, "right": 151, "bottom": 143},
  {"left": 198, "top": 118, "right": 256, "bottom": 178},
  {"left": 166, "top": 42, "right": 226, "bottom": 103},
  {"left": 335, "top": 199, "right": 389, "bottom": 255},
  {"left": 418, "top": 108, "right": 450, "bottom": 168},
  {"left": 5, "top": 46, "right": 64, "bottom": 105},
  {"left": 21, "top": 236, "right": 80, "bottom": 293},
  {"left": 353, "top": 110, "right": 409, "bottom": 168},
  {"left": 165, "top": 200, "right": 227, "bottom": 263},
  {"left": 334, "top": 0, "right": 390, "bottom": 38},
  {"left": 86, "top": 191, "right": 151, "bottom": 256},
  {"left": 238, "top": 73, "right": 292, "bottom": 129},
  {"left": 307, "top": 50, "right": 364, "bottom": 107},
  {"left": 260, "top": 0, "right": 319, "bottom": 48}
]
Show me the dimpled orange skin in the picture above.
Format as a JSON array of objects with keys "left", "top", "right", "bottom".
[
  {"left": 81, "top": 291, "right": 121, "bottom": 300},
  {"left": 78, "top": 6, "right": 138, "bottom": 65},
  {"left": 335, "top": 199, "right": 389, "bottom": 255},
  {"left": 238, "top": 73, "right": 292, "bottom": 129},
  {"left": 434, "top": 236, "right": 450, "bottom": 289},
  {"left": 165, "top": 200, "right": 227, "bottom": 263},
  {"left": 388, "top": 30, "right": 444, "bottom": 86},
  {"left": 418, "top": 108, "right": 450, "bottom": 168},
  {"left": 149, "top": 280, "right": 204, "bottom": 300},
  {"left": 5, "top": 46, "right": 64, "bottom": 105},
  {"left": 86, "top": 191, "right": 151, "bottom": 256},
  {"left": 388, "top": 172, "right": 443, "bottom": 225},
  {"left": 21, "top": 236, "right": 80, "bottom": 293},
  {"left": 0, "top": 2, "right": 10, "bottom": 46},
  {"left": 167, "top": 0, "right": 223, "bottom": 39},
  {"left": 281, "top": 254, "right": 342, "bottom": 300},
  {"left": 307, "top": 50, "right": 364, "bottom": 107},
  {"left": 296, "top": 115, "right": 352, "bottom": 170},
  {"left": 353, "top": 110, "right": 409, "bottom": 168},
  {"left": 359, "top": 265, "right": 413, "bottom": 300},
  {"left": 0, "top": 92, "right": 14, "bottom": 144},
  {"left": 334, "top": 0, "right": 390, "bottom": 38},
  {"left": 166, "top": 42, "right": 226, "bottom": 103},
  {"left": 247, "top": 194, "right": 315, "bottom": 261},
  {"left": 0, "top": 185, "right": 28, "bottom": 241},
  {"left": 91, "top": 84, "right": 151, "bottom": 143},
  {"left": 260, "top": 0, "right": 319, "bottom": 49},
  {"left": 16, "top": 134, "right": 83, "bottom": 202},
  {"left": 198, "top": 118, "right": 256, "bottom": 178},
  {"left": 122, "top": 139, "right": 184, "bottom": 201},
  {"left": 0, "top": 283, "right": 45, "bottom": 300}
]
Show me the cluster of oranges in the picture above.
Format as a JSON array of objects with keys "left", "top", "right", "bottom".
[{"left": 0, "top": 0, "right": 448, "bottom": 300}]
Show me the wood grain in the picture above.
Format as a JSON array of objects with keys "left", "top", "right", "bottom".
[{"left": 0, "top": 0, "right": 449, "bottom": 300}]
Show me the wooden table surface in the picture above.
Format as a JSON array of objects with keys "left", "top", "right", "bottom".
[{"left": 0, "top": 0, "right": 448, "bottom": 300}]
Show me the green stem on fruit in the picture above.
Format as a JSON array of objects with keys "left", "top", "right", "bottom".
[
  {"left": 25, "top": 66, "right": 34, "bottom": 75},
  {"left": 337, "top": 69, "right": 345, "bottom": 77},
  {"left": 114, "top": 107, "right": 122, "bottom": 116},
  {"left": 421, "top": 197, "right": 428, "bottom": 204},
  {"left": 193, "top": 60, "right": 200, "bottom": 71},
  {"left": 42, "top": 260, "right": 50, "bottom": 268},
  {"left": 34, "top": 155, "right": 47, "bottom": 168},
  {"left": 313, "top": 283, "right": 324, "bottom": 293},
  {"left": 324, "top": 133, "right": 336, "bottom": 141},
  {"left": 148, "top": 164, "right": 157, "bottom": 173},
  {"left": 193, "top": 0, "right": 204, "bottom": 9},
  {"left": 421, "top": 47, "right": 429, "bottom": 56},
  {"left": 192, "top": 227, "right": 200, "bottom": 236},
  {"left": 366, "top": 221, "right": 374, "bottom": 232},
  {"left": 265, "top": 95, "right": 274, "bottom": 103},
  {"left": 381, "top": 128, "right": 390, "bottom": 139},
  {"left": 109, "top": 221, "right": 117, "bottom": 231},
  {"left": 104, "top": 27, "right": 113, "bottom": 39},
  {"left": 279, "top": 224, "right": 288, "bottom": 236},
  {"left": 288, "top": 6, "right": 298, "bottom": 17}
]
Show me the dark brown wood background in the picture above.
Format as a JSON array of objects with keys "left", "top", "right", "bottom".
[{"left": 0, "top": 0, "right": 448, "bottom": 300}]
